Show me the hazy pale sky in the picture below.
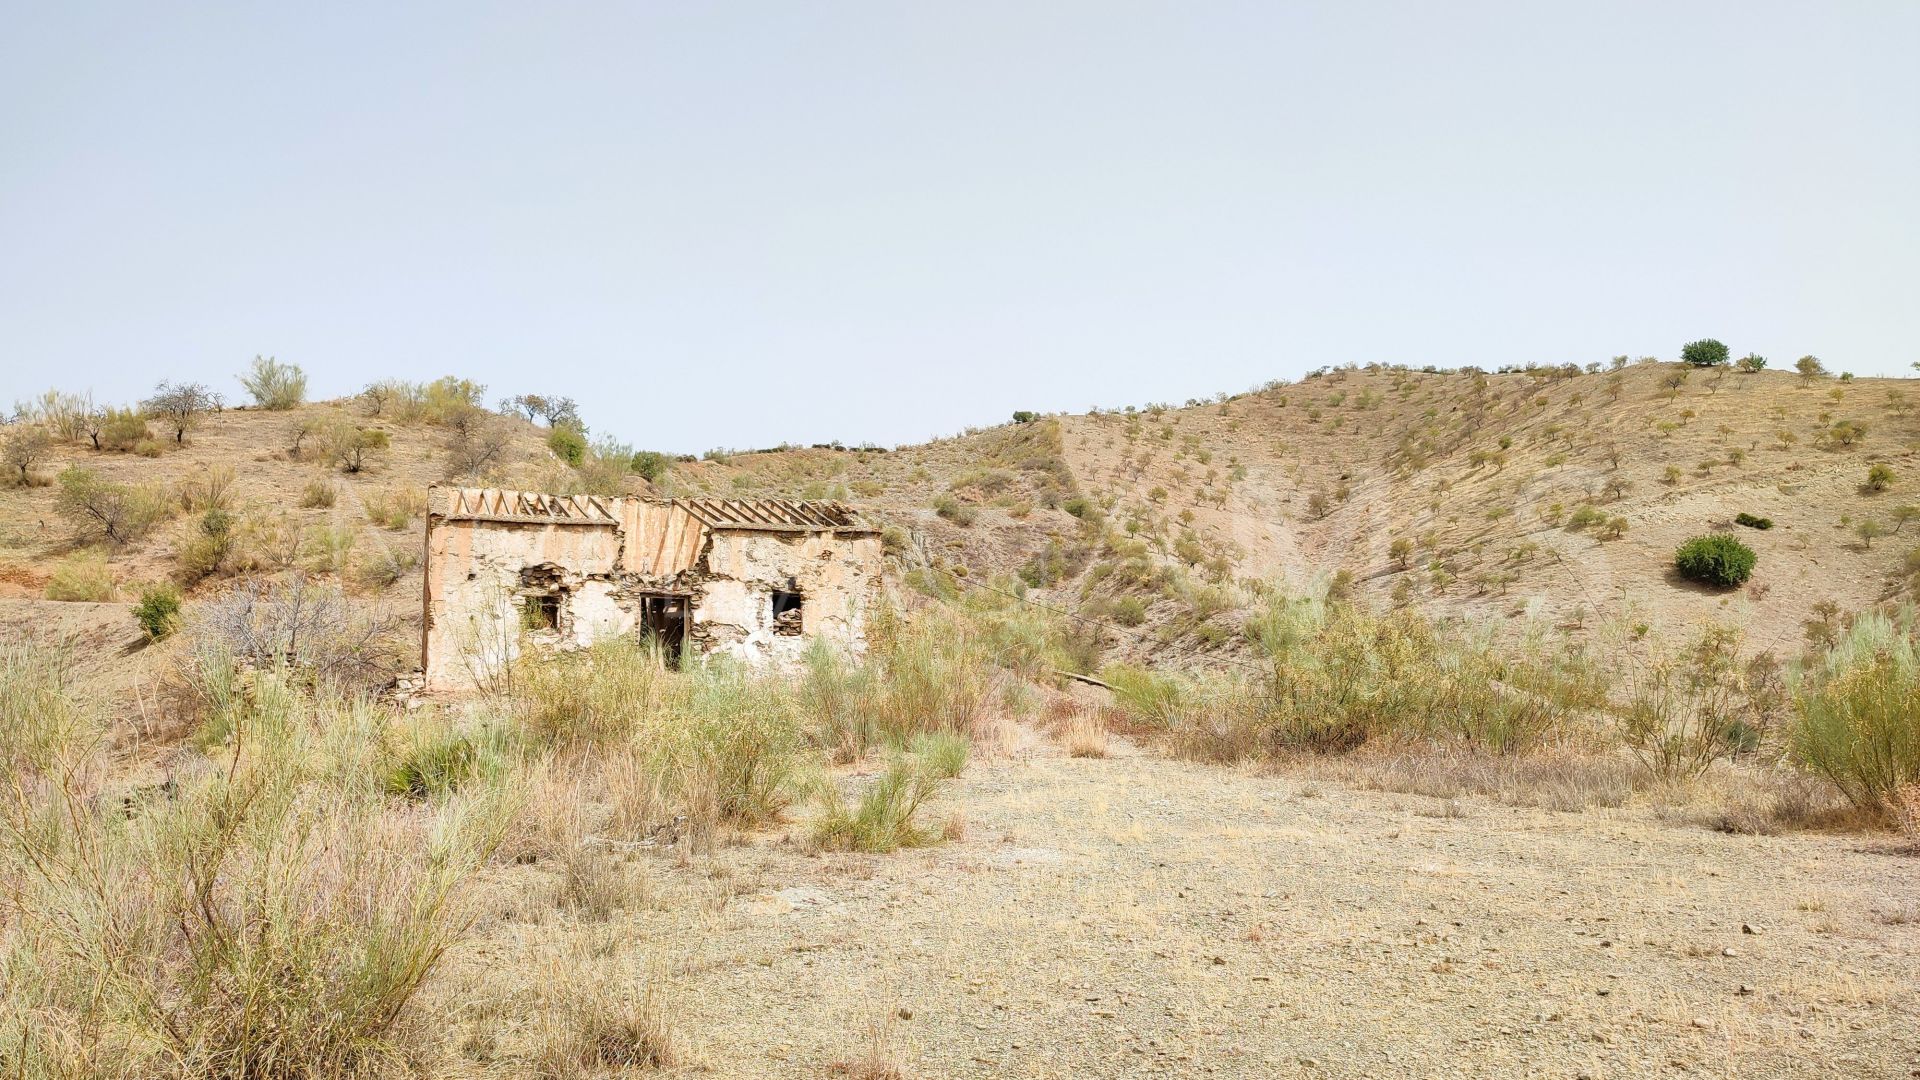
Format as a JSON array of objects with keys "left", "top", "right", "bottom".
[{"left": 3, "top": 3, "right": 1916, "bottom": 452}]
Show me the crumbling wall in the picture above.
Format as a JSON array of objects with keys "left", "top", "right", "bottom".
[
  {"left": 695, "top": 530, "right": 884, "bottom": 666},
  {"left": 422, "top": 517, "right": 627, "bottom": 687}
]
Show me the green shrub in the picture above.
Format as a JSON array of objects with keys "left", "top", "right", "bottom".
[
  {"left": 1680, "top": 339, "right": 1730, "bottom": 367},
  {"left": 132, "top": 583, "right": 182, "bottom": 640},
  {"left": 176, "top": 508, "right": 238, "bottom": 583},
  {"left": 1865, "top": 462, "right": 1896, "bottom": 492},
  {"left": 100, "top": 406, "right": 149, "bottom": 450},
  {"left": 1734, "top": 512, "right": 1773, "bottom": 530},
  {"left": 384, "top": 724, "right": 496, "bottom": 800},
  {"left": 1565, "top": 504, "right": 1606, "bottom": 529},
  {"left": 1109, "top": 598, "right": 1599, "bottom": 763},
  {"left": 1109, "top": 595, "right": 1148, "bottom": 626},
  {"left": 421, "top": 375, "right": 487, "bottom": 425},
  {"left": 1674, "top": 534, "right": 1757, "bottom": 588},
  {"left": 1622, "top": 625, "right": 1771, "bottom": 779},
  {"left": 547, "top": 423, "right": 588, "bottom": 466},
  {"left": 0, "top": 642, "right": 97, "bottom": 773},
  {"left": 321, "top": 418, "right": 389, "bottom": 473},
  {"left": 512, "top": 642, "right": 799, "bottom": 827},
  {"left": 630, "top": 449, "right": 672, "bottom": 483},
  {"left": 1792, "top": 612, "right": 1919, "bottom": 813},
  {"left": 863, "top": 607, "right": 996, "bottom": 740},
  {"left": 932, "top": 493, "right": 978, "bottom": 526}
]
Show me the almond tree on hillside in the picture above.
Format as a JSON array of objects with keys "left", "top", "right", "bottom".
[
  {"left": 142, "top": 381, "right": 223, "bottom": 444},
  {"left": 3, "top": 425, "right": 52, "bottom": 484}
]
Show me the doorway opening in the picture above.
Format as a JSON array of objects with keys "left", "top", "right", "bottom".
[{"left": 637, "top": 594, "right": 689, "bottom": 668}]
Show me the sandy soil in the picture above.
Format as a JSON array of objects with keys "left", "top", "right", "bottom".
[{"left": 438, "top": 733, "right": 1920, "bottom": 1079}]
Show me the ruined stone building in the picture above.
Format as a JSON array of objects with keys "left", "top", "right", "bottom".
[{"left": 421, "top": 488, "right": 883, "bottom": 689}]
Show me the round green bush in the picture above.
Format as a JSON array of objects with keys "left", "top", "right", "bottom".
[
  {"left": 132, "top": 584, "right": 182, "bottom": 641},
  {"left": 1680, "top": 338, "right": 1731, "bottom": 367},
  {"left": 1674, "top": 534, "right": 1757, "bottom": 588}
]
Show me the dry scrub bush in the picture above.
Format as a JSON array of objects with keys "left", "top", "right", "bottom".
[
  {"left": 0, "top": 644, "right": 95, "bottom": 774},
  {"left": 176, "top": 508, "right": 241, "bottom": 584},
  {"left": 54, "top": 466, "right": 173, "bottom": 545},
  {"left": 236, "top": 355, "right": 306, "bottom": 410},
  {"left": 1621, "top": 626, "right": 1782, "bottom": 780},
  {"left": 186, "top": 575, "right": 404, "bottom": 698},
  {"left": 442, "top": 414, "right": 514, "bottom": 481},
  {"left": 1791, "top": 610, "right": 1920, "bottom": 816},
  {"left": 800, "top": 606, "right": 1006, "bottom": 759},
  {"left": 299, "top": 475, "right": 337, "bottom": 508},
  {"left": 0, "top": 650, "right": 512, "bottom": 1077},
  {"left": 302, "top": 522, "right": 358, "bottom": 575},
  {"left": 2, "top": 425, "right": 53, "bottom": 485},
  {"left": 320, "top": 416, "right": 390, "bottom": 473},
  {"left": 354, "top": 541, "right": 420, "bottom": 590},
  {"left": 359, "top": 379, "right": 427, "bottom": 421},
  {"left": 364, "top": 487, "right": 426, "bottom": 529},
  {"left": 1111, "top": 596, "right": 1603, "bottom": 763},
  {"left": 1325, "top": 746, "right": 1640, "bottom": 813},
  {"left": 175, "top": 463, "right": 238, "bottom": 512}
]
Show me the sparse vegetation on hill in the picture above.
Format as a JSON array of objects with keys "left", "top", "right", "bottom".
[{"left": 2, "top": 358, "right": 1920, "bottom": 1075}]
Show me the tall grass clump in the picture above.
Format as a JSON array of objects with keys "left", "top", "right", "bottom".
[
  {"left": 808, "top": 757, "right": 946, "bottom": 853},
  {"left": 0, "top": 643, "right": 97, "bottom": 774},
  {"left": 1791, "top": 610, "right": 1920, "bottom": 815},
  {"left": 836, "top": 605, "right": 1000, "bottom": 747},
  {"left": 511, "top": 639, "right": 799, "bottom": 829},
  {"left": 43, "top": 549, "right": 117, "bottom": 601},
  {"left": 0, "top": 654, "right": 513, "bottom": 1077}
]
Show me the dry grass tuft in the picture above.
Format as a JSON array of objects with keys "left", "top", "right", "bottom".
[
  {"left": 1323, "top": 745, "right": 1640, "bottom": 813},
  {"left": 528, "top": 952, "right": 685, "bottom": 1076},
  {"left": 828, "top": 1010, "right": 911, "bottom": 1080},
  {"left": 1063, "top": 712, "right": 1109, "bottom": 758}
]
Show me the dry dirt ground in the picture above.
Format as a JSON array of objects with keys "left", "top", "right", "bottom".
[{"left": 436, "top": 731, "right": 1920, "bottom": 1080}]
